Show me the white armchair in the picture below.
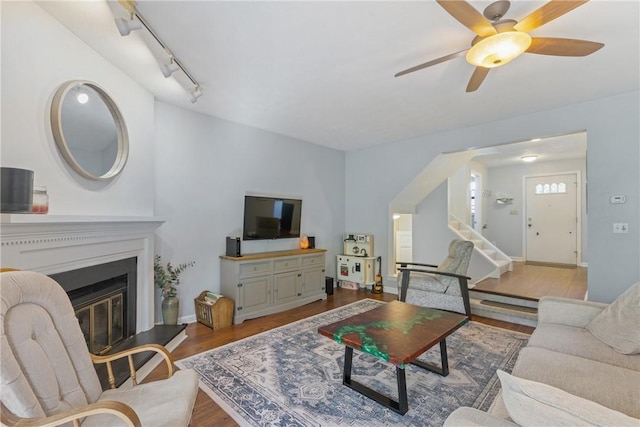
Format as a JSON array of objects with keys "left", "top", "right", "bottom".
[{"left": 0, "top": 270, "right": 199, "bottom": 426}]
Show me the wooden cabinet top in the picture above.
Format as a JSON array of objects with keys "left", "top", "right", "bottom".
[{"left": 220, "top": 248, "right": 326, "bottom": 262}]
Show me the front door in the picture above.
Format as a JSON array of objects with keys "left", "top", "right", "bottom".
[{"left": 525, "top": 173, "right": 578, "bottom": 265}]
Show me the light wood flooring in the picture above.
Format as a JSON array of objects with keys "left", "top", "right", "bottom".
[
  {"left": 472, "top": 261, "right": 587, "bottom": 301},
  {"left": 144, "top": 289, "right": 533, "bottom": 426}
]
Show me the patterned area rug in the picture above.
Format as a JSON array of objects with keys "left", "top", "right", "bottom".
[{"left": 176, "top": 299, "right": 529, "bottom": 426}]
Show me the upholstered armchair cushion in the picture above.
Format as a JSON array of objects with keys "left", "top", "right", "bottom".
[
  {"left": 397, "top": 240, "right": 474, "bottom": 315},
  {"left": 1, "top": 270, "right": 198, "bottom": 427},
  {"left": 1, "top": 271, "right": 103, "bottom": 420}
]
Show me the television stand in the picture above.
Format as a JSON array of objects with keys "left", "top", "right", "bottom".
[{"left": 219, "top": 248, "right": 327, "bottom": 323}]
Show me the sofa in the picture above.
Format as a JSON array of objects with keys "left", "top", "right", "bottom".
[{"left": 445, "top": 282, "right": 640, "bottom": 426}]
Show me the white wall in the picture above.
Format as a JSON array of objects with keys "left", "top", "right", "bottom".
[
  {"left": 483, "top": 158, "right": 587, "bottom": 262},
  {"left": 153, "top": 102, "right": 345, "bottom": 322},
  {"left": 346, "top": 91, "right": 640, "bottom": 304},
  {"left": 0, "top": 1, "right": 155, "bottom": 216},
  {"left": 448, "top": 165, "right": 469, "bottom": 222}
]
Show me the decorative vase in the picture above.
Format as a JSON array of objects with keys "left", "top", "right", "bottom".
[{"left": 162, "top": 296, "right": 179, "bottom": 325}]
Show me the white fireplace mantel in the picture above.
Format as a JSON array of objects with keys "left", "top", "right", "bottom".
[{"left": 0, "top": 214, "right": 164, "bottom": 332}]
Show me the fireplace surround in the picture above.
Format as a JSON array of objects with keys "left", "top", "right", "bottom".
[{"left": 0, "top": 215, "right": 163, "bottom": 333}]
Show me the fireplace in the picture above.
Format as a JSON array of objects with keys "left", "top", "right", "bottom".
[
  {"left": 50, "top": 257, "right": 137, "bottom": 354},
  {"left": 0, "top": 216, "right": 163, "bottom": 333}
]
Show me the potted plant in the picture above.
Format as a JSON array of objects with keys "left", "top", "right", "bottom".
[{"left": 154, "top": 255, "right": 195, "bottom": 325}]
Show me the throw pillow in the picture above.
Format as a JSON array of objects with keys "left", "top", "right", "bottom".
[
  {"left": 586, "top": 281, "right": 640, "bottom": 354},
  {"left": 497, "top": 370, "right": 639, "bottom": 426}
]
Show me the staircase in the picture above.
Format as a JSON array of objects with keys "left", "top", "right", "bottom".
[{"left": 448, "top": 215, "right": 512, "bottom": 279}]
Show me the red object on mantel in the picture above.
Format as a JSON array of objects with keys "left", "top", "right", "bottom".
[{"left": 31, "top": 186, "right": 48, "bottom": 214}]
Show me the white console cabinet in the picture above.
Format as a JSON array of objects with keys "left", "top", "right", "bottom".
[{"left": 220, "top": 249, "right": 326, "bottom": 323}]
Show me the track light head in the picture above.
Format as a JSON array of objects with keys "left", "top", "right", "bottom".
[
  {"left": 161, "top": 60, "right": 180, "bottom": 78},
  {"left": 189, "top": 87, "right": 203, "bottom": 104},
  {"left": 115, "top": 14, "right": 142, "bottom": 36}
]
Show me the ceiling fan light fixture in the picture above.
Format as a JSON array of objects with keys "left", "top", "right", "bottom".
[{"left": 466, "top": 31, "right": 532, "bottom": 68}]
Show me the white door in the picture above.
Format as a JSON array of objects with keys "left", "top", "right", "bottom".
[
  {"left": 525, "top": 173, "right": 578, "bottom": 265},
  {"left": 395, "top": 231, "right": 413, "bottom": 264}
]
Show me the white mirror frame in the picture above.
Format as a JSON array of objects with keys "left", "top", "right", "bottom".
[{"left": 50, "top": 80, "right": 129, "bottom": 181}]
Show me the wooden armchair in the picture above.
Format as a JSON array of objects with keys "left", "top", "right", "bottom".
[
  {"left": 0, "top": 270, "right": 199, "bottom": 426},
  {"left": 397, "top": 239, "right": 474, "bottom": 317}
]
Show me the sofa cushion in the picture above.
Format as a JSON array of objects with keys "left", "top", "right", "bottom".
[
  {"left": 512, "top": 347, "right": 640, "bottom": 418},
  {"left": 444, "top": 407, "right": 518, "bottom": 426},
  {"left": 528, "top": 323, "right": 640, "bottom": 371},
  {"left": 497, "top": 370, "right": 639, "bottom": 426},
  {"left": 586, "top": 282, "right": 640, "bottom": 355}
]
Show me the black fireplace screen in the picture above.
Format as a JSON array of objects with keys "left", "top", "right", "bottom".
[{"left": 50, "top": 258, "right": 137, "bottom": 355}]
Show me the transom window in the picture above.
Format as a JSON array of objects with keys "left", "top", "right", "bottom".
[{"left": 535, "top": 182, "right": 567, "bottom": 194}]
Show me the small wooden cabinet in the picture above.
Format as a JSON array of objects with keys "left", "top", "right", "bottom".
[{"left": 220, "top": 249, "right": 326, "bottom": 324}]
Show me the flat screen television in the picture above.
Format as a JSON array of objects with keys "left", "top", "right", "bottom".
[{"left": 243, "top": 195, "right": 302, "bottom": 240}]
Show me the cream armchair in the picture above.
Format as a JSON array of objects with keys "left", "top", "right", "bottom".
[{"left": 0, "top": 270, "right": 199, "bottom": 426}]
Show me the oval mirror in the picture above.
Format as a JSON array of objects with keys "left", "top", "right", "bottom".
[{"left": 51, "top": 81, "right": 129, "bottom": 180}]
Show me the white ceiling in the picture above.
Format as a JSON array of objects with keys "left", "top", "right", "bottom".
[{"left": 38, "top": 0, "right": 639, "bottom": 154}]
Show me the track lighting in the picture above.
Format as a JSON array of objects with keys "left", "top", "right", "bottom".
[
  {"left": 189, "top": 87, "right": 203, "bottom": 104},
  {"left": 115, "top": 13, "right": 142, "bottom": 36},
  {"left": 160, "top": 59, "right": 180, "bottom": 78},
  {"left": 111, "top": 4, "right": 203, "bottom": 103}
]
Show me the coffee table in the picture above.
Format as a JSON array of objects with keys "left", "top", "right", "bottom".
[{"left": 317, "top": 300, "right": 468, "bottom": 414}]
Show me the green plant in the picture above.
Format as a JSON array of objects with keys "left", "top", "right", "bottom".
[{"left": 154, "top": 255, "right": 195, "bottom": 299}]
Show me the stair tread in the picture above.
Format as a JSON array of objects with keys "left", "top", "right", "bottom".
[{"left": 471, "top": 298, "right": 538, "bottom": 319}]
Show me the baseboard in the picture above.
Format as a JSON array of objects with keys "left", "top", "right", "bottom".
[
  {"left": 510, "top": 257, "right": 523, "bottom": 262},
  {"left": 579, "top": 262, "right": 588, "bottom": 267}
]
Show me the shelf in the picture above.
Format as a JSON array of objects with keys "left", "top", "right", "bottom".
[{"left": 220, "top": 248, "right": 326, "bottom": 261}]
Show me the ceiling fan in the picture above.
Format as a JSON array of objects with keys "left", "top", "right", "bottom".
[{"left": 395, "top": 0, "right": 604, "bottom": 92}]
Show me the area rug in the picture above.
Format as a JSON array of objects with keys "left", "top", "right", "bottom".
[{"left": 176, "top": 299, "right": 529, "bottom": 426}]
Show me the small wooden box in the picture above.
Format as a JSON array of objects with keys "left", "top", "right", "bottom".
[{"left": 194, "top": 291, "right": 234, "bottom": 330}]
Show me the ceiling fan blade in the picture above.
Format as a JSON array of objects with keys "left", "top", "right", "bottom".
[
  {"left": 514, "top": 0, "right": 589, "bottom": 33},
  {"left": 527, "top": 37, "right": 604, "bottom": 56},
  {"left": 436, "top": 0, "right": 496, "bottom": 37},
  {"left": 395, "top": 49, "right": 468, "bottom": 77},
  {"left": 466, "top": 67, "right": 490, "bottom": 92}
]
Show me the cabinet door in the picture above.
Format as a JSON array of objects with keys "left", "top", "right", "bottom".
[
  {"left": 300, "top": 267, "right": 324, "bottom": 298},
  {"left": 273, "top": 271, "right": 300, "bottom": 305},
  {"left": 238, "top": 275, "right": 271, "bottom": 315}
]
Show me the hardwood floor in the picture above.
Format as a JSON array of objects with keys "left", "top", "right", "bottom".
[
  {"left": 144, "top": 289, "right": 533, "bottom": 426},
  {"left": 472, "top": 261, "right": 587, "bottom": 301}
]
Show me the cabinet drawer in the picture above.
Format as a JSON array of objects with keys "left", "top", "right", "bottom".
[
  {"left": 239, "top": 261, "right": 271, "bottom": 277},
  {"left": 274, "top": 257, "right": 300, "bottom": 270},
  {"left": 301, "top": 255, "right": 324, "bottom": 267}
]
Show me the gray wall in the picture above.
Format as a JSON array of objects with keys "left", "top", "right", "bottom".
[
  {"left": 153, "top": 102, "right": 345, "bottom": 322},
  {"left": 346, "top": 91, "right": 639, "bottom": 304}
]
